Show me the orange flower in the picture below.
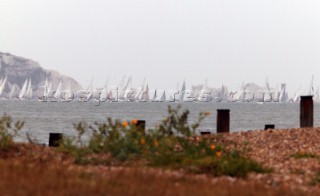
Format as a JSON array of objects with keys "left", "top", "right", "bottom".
[
  {"left": 204, "top": 112, "right": 211, "bottom": 116},
  {"left": 154, "top": 139, "right": 159, "bottom": 147},
  {"left": 140, "top": 137, "right": 145, "bottom": 145},
  {"left": 132, "top": 119, "right": 138, "bottom": 125},
  {"left": 216, "top": 151, "right": 222, "bottom": 157},
  {"left": 122, "top": 121, "right": 129, "bottom": 127},
  {"left": 210, "top": 144, "right": 216, "bottom": 150}
]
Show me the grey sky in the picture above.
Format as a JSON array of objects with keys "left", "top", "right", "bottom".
[{"left": 1, "top": 0, "right": 320, "bottom": 95}]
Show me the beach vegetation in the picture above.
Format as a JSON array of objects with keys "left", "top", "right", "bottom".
[
  {"left": 59, "top": 105, "right": 270, "bottom": 177},
  {"left": 0, "top": 115, "right": 24, "bottom": 150}
]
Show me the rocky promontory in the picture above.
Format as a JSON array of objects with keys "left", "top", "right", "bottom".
[{"left": 0, "top": 52, "right": 82, "bottom": 97}]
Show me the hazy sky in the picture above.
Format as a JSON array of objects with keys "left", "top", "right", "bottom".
[{"left": 1, "top": 0, "right": 320, "bottom": 95}]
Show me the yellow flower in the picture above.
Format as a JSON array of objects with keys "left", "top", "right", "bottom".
[
  {"left": 122, "top": 121, "right": 129, "bottom": 127},
  {"left": 154, "top": 139, "right": 159, "bottom": 147},
  {"left": 140, "top": 137, "right": 145, "bottom": 145},
  {"left": 204, "top": 112, "right": 211, "bottom": 116},
  {"left": 216, "top": 151, "right": 222, "bottom": 157},
  {"left": 132, "top": 119, "right": 138, "bottom": 125},
  {"left": 210, "top": 144, "right": 216, "bottom": 150}
]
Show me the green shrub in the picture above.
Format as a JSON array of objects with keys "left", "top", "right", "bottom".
[
  {"left": 190, "top": 150, "right": 272, "bottom": 177},
  {"left": 63, "top": 105, "right": 270, "bottom": 177},
  {"left": 0, "top": 115, "right": 24, "bottom": 150},
  {"left": 290, "top": 152, "right": 320, "bottom": 159}
]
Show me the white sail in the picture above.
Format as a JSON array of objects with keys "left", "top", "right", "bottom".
[
  {"left": 230, "top": 81, "right": 244, "bottom": 102},
  {"left": 0, "top": 75, "right": 7, "bottom": 96},
  {"left": 279, "top": 83, "right": 288, "bottom": 103},
  {"left": 100, "top": 87, "right": 108, "bottom": 101},
  {"left": 54, "top": 81, "right": 62, "bottom": 99},
  {"left": 100, "top": 79, "right": 109, "bottom": 101},
  {"left": 134, "top": 78, "right": 146, "bottom": 101},
  {"left": 8, "top": 85, "right": 16, "bottom": 99},
  {"left": 85, "top": 77, "right": 94, "bottom": 102},
  {"left": 26, "top": 78, "right": 32, "bottom": 99},
  {"left": 42, "top": 77, "right": 49, "bottom": 97},
  {"left": 271, "top": 84, "right": 280, "bottom": 102},
  {"left": 292, "top": 85, "right": 302, "bottom": 103},
  {"left": 179, "top": 80, "right": 186, "bottom": 101},
  {"left": 61, "top": 83, "right": 73, "bottom": 102},
  {"left": 264, "top": 77, "right": 272, "bottom": 102},
  {"left": 159, "top": 91, "right": 166, "bottom": 102},
  {"left": 308, "top": 75, "right": 314, "bottom": 96},
  {"left": 197, "top": 79, "right": 208, "bottom": 101},
  {"left": 293, "top": 92, "right": 300, "bottom": 103},
  {"left": 151, "top": 89, "right": 157, "bottom": 101},
  {"left": 46, "top": 81, "right": 53, "bottom": 97},
  {"left": 139, "top": 84, "right": 149, "bottom": 102},
  {"left": 0, "top": 79, "right": 3, "bottom": 89},
  {"left": 19, "top": 79, "right": 29, "bottom": 99},
  {"left": 119, "top": 76, "right": 132, "bottom": 99}
]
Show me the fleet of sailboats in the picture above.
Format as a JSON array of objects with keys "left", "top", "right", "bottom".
[{"left": 0, "top": 75, "right": 319, "bottom": 103}]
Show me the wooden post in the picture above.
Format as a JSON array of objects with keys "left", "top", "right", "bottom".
[
  {"left": 265, "top": 124, "right": 275, "bottom": 130},
  {"left": 136, "top": 120, "right": 146, "bottom": 134},
  {"left": 217, "top": 109, "right": 230, "bottom": 133},
  {"left": 300, "top": 96, "right": 313, "bottom": 127},
  {"left": 49, "top": 133, "right": 63, "bottom": 147}
]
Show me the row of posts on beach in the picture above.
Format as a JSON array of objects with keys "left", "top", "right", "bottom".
[{"left": 48, "top": 95, "right": 314, "bottom": 147}]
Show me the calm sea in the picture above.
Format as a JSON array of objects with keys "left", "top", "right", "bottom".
[{"left": 0, "top": 100, "right": 319, "bottom": 144}]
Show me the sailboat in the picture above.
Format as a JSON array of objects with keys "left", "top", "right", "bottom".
[
  {"left": 264, "top": 77, "right": 272, "bottom": 102},
  {"left": 84, "top": 77, "right": 94, "bottom": 102},
  {"left": 151, "top": 89, "right": 158, "bottom": 102},
  {"left": 26, "top": 78, "right": 33, "bottom": 100},
  {"left": 134, "top": 78, "right": 146, "bottom": 101},
  {"left": 291, "top": 85, "right": 302, "bottom": 103},
  {"left": 100, "top": 79, "right": 109, "bottom": 102},
  {"left": 19, "top": 79, "right": 29, "bottom": 100},
  {"left": 270, "top": 84, "right": 280, "bottom": 102},
  {"left": 158, "top": 90, "right": 166, "bottom": 102},
  {"left": 61, "top": 84, "right": 73, "bottom": 102},
  {"left": 54, "top": 81, "right": 62, "bottom": 100},
  {"left": 8, "top": 84, "right": 17, "bottom": 99},
  {"left": 197, "top": 79, "right": 210, "bottom": 102},
  {"left": 0, "top": 75, "right": 7, "bottom": 97},
  {"left": 279, "top": 83, "right": 288, "bottom": 103},
  {"left": 119, "top": 76, "right": 132, "bottom": 101},
  {"left": 138, "top": 84, "right": 149, "bottom": 102},
  {"left": 179, "top": 80, "right": 186, "bottom": 102}
]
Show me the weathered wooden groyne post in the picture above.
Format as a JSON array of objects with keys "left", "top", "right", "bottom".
[
  {"left": 49, "top": 133, "right": 63, "bottom": 147},
  {"left": 217, "top": 109, "right": 230, "bottom": 133},
  {"left": 136, "top": 120, "right": 146, "bottom": 134},
  {"left": 265, "top": 124, "right": 275, "bottom": 130},
  {"left": 200, "top": 131, "right": 211, "bottom": 135},
  {"left": 300, "top": 96, "right": 313, "bottom": 128}
]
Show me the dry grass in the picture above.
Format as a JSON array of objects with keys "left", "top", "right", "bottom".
[
  {"left": 0, "top": 158, "right": 301, "bottom": 196},
  {"left": 0, "top": 142, "right": 316, "bottom": 195}
]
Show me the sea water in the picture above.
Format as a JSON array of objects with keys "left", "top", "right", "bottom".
[{"left": 0, "top": 100, "right": 319, "bottom": 144}]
